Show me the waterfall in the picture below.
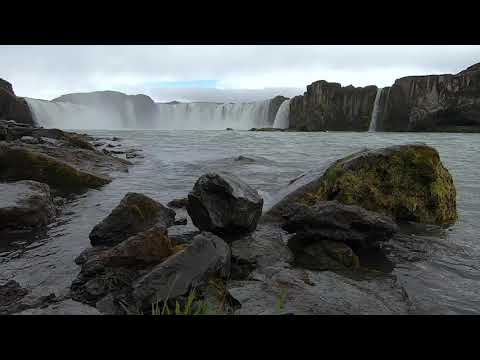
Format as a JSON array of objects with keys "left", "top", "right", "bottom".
[
  {"left": 154, "top": 99, "right": 273, "bottom": 130},
  {"left": 26, "top": 97, "right": 275, "bottom": 130},
  {"left": 272, "top": 99, "right": 290, "bottom": 129},
  {"left": 368, "top": 88, "right": 383, "bottom": 132},
  {"left": 25, "top": 98, "right": 127, "bottom": 130}
]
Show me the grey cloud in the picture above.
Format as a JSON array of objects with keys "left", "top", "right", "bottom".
[{"left": 0, "top": 45, "right": 479, "bottom": 101}]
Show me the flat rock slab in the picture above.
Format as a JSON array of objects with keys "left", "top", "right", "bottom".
[
  {"left": 228, "top": 264, "right": 411, "bottom": 315},
  {"left": 0, "top": 142, "right": 111, "bottom": 189},
  {"left": 0, "top": 180, "right": 56, "bottom": 231},
  {"left": 15, "top": 299, "right": 102, "bottom": 315}
]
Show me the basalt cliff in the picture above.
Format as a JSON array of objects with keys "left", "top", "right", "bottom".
[
  {"left": 289, "top": 62, "right": 480, "bottom": 132},
  {"left": 0, "top": 79, "right": 34, "bottom": 125}
]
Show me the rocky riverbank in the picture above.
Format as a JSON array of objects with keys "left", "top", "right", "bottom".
[{"left": 21, "top": 140, "right": 455, "bottom": 315}]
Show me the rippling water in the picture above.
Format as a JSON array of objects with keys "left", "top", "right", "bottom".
[{"left": 1, "top": 130, "right": 479, "bottom": 314}]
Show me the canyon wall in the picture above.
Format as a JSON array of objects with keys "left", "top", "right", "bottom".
[
  {"left": 0, "top": 78, "right": 34, "bottom": 125},
  {"left": 289, "top": 81, "right": 378, "bottom": 131}
]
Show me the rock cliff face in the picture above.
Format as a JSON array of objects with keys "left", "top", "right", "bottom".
[
  {"left": 378, "top": 63, "right": 480, "bottom": 132},
  {"left": 268, "top": 95, "right": 289, "bottom": 125},
  {"left": 289, "top": 62, "right": 480, "bottom": 132},
  {"left": 0, "top": 79, "right": 34, "bottom": 125},
  {"left": 289, "top": 81, "right": 378, "bottom": 131}
]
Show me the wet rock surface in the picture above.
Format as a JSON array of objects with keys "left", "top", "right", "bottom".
[
  {"left": 0, "top": 180, "right": 56, "bottom": 232},
  {"left": 89, "top": 193, "right": 176, "bottom": 246},
  {"left": 280, "top": 201, "right": 398, "bottom": 248},
  {"left": 187, "top": 172, "right": 263, "bottom": 236},
  {"left": 132, "top": 232, "right": 231, "bottom": 308}
]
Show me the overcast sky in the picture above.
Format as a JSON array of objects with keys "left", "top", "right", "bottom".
[{"left": 1, "top": 45, "right": 479, "bottom": 102}]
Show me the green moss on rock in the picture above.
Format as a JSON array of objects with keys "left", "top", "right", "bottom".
[
  {"left": 296, "top": 144, "right": 457, "bottom": 226},
  {"left": 0, "top": 143, "right": 111, "bottom": 188}
]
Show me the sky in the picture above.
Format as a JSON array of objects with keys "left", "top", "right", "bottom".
[{"left": 1, "top": 45, "right": 479, "bottom": 102}]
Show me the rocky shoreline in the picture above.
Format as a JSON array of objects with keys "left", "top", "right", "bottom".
[{"left": 0, "top": 118, "right": 458, "bottom": 314}]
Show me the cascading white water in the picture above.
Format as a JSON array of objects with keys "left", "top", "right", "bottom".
[
  {"left": 368, "top": 88, "right": 383, "bottom": 132},
  {"left": 26, "top": 97, "right": 275, "bottom": 130},
  {"left": 25, "top": 98, "right": 126, "bottom": 130},
  {"left": 272, "top": 99, "right": 290, "bottom": 129},
  {"left": 154, "top": 99, "right": 273, "bottom": 130}
]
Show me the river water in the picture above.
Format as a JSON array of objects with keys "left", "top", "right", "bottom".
[{"left": 1, "top": 130, "right": 479, "bottom": 314}]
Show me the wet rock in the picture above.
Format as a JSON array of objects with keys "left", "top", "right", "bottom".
[
  {"left": 0, "top": 280, "right": 28, "bottom": 308},
  {"left": 269, "top": 144, "right": 457, "bottom": 226},
  {"left": 20, "top": 136, "right": 39, "bottom": 144},
  {"left": 174, "top": 217, "right": 188, "bottom": 225},
  {"left": 167, "top": 197, "right": 189, "bottom": 209},
  {"left": 0, "top": 142, "right": 111, "bottom": 189},
  {"left": 227, "top": 264, "right": 410, "bottom": 315},
  {"left": 226, "top": 127, "right": 234, "bottom": 131},
  {"left": 15, "top": 299, "right": 102, "bottom": 315},
  {"left": 230, "top": 223, "right": 293, "bottom": 280},
  {"left": 288, "top": 236, "right": 359, "bottom": 271},
  {"left": 281, "top": 201, "right": 398, "bottom": 249},
  {"left": 89, "top": 193, "right": 176, "bottom": 246},
  {"left": 132, "top": 232, "right": 231, "bottom": 307},
  {"left": 0, "top": 180, "right": 56, "bottom": 232},
  {"left": 187, "top": 172, "right": 263, "bottom": 236},
  {"left": 99, "top": 226, "right": 175, "bottom": 268}
]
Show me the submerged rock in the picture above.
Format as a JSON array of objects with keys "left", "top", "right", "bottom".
[
  {"left": 132, "top": 232, "right": 231, "bottom": 307},
  {"left": 89, "top": 193, "right": 176, "bottom": 246},
  {"left": 269, "top": 144, "right": 457, "bottom": 226},
  {"left": 0, "top": 142, "right": 111, "bottom": 189},
  {"left": 187, "top": 172, "right": 263, "bottom": 236},
  {"left": 0, "top": 180, "right": 56, "bottom": 232}
]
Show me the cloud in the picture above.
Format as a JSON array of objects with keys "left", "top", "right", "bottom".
[{"left": 0, "top": 45, "right": 479, "bottom": 101}]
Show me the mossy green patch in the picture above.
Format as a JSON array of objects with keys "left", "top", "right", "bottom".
[{"left": 298, "top": 145, "right": 457, "bottom": 226}]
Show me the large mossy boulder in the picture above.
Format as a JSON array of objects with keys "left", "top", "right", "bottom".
[
  {"left": 89, "top": 193, "right": 176, "bottom": 246},
  {"left": 187, "top": 172, "right": 263, "bottom": 236},
  {"left": 0, "top": 180, "right": 56, "bottom": 232},
  {"left": 0, "top": 143, "right": 111, "bottom": 189},
  {"left": 269, "top": 144, "right": 457, "bottom": 226}
]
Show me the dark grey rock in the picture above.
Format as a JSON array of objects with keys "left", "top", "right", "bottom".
[
  {"left": 281, "top": 201, "right": 398, "bottom": 249},
  {"left": 89, "top": 193, "right": 176, "bottom": 246},
  {"left": 187, "top": 172, "right": 263, "bottom": 236},
  {"left": 167, "top": 197, "right": 189, "bottom": 209},
  {"left": 0, "top": 180, "right": 56, "bottom": 232},
  {"left": 15, "top": 299, "right": 102, "bottom": 315},
  {"left": 132, "top": 232, "right": 231, "bottom": 307}
]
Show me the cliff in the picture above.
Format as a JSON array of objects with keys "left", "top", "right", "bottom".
[
  {"left": 0, "top": 78, "right": 34, "bottom": 125},
  {"left": 378, "top": 63, "right": 480, "bottom": 132},
  {"left": 289, "top": 81, "right": 378, "bottom": 131},
  {"left": 289, "top": 62, "right": 480, "bottom": 132}
]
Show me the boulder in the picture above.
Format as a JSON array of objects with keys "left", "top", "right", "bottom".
[
  {"left": 268, "top": 144, "right": 457, "bottom": 226},
  {"left": 0, "top": 143, "right": 111, "bottom": 188},
  {"left": 0, "top": 180, "right": 56, "bottom": 231},
  {"left": 281, "top": 201, "right": 398, "bottom": 248},
  {"left": 0, "top": 280, "right": 28, "bottom": 308},
  {"left": 89, "top": 193, "right": 176, "bottom": 246},
  {"left": 132, "top": 232, "right": 231, "bottom": 307},
  {"left": 98, "top": 226, "right": 175, "bottom": 267},
  {"left": 187, "top": 172, "right": 263, "bottom": 236}
]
